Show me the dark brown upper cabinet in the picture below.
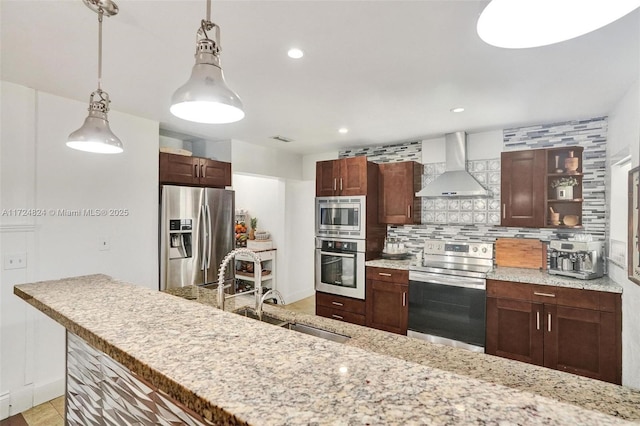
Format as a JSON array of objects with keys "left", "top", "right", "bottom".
[
  {"left": 316, "top": 156, "right": 370, "bottom": 196},
  {"left": 378, "top": 161, "right": 423, "bottom": 224},
  {"left": 500, "top": 149, "right": 546, "bottom": 227},
  {"left": 160, "top": 152, "right": 231, "bottom": 188}
]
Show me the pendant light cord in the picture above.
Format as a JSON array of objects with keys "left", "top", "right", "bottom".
[
  {"left": 206, "top": 0, "right": 211, "bottom": 23},
  {"left": 97, "top": 8, "right": 104, "bottom": 91}
]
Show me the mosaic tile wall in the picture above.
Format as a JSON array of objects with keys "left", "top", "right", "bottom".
[
  {"left": 338, "top": 117, "right": 608, "bottom": 252},
  {"left": 67, "top": 332, "right": 209, "bottom": 426}
]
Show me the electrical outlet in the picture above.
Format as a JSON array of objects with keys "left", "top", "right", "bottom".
[
  {"left": 98, "top": 236, "right": 110, "bottom": 251},
  {"left": 4, "top": 253, "right": 27, "bottom": 270}
]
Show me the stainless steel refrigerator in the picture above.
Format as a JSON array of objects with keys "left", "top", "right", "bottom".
[{"left": 160, "top": 185, "right": 235, "bottom": 291}]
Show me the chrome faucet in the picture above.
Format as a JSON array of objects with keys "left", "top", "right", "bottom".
[
  {"left": 256, "top": 289, "right": 285, "bottom": 320},
  {"left": 216, "top": 248, "right": 262, "bottom": 311}
]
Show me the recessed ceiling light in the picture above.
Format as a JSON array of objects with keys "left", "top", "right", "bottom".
[
  {"left": 338, "top": 127, "right": 349, "bottom": 134},
  {"left": 450, "top": 107, "right": 465, "bottom": 113},
  {"left": 477, "top": 0, "right": 640, "bottom": 49},
  {"left": 287, "top": 48, "right": 304, "bottom": 59}
]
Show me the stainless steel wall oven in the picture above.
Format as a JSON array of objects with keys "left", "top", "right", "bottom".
[{"left": 315, "top": 237, "right": 365, "bottom": 300}]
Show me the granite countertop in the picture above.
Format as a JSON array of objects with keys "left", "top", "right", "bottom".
[
  {"left": 366, "top": 258, "right": 623, "bottom": 293},
  {"left": 15, "top": 275, "right": 639, "bottom": 425}
]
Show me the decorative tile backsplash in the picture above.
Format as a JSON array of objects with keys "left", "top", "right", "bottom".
[{"left": 338, "top": 116, "right": 608, "bottom": 251}]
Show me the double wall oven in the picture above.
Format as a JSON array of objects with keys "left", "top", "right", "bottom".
[
  {"left": 315, "top": 196, "right": 366, "bottom": 300},
  {"left": 408, "top": 240, "right": 493, "bottom": 352}
]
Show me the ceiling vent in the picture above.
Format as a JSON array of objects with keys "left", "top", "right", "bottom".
[{"left": 270, "top": 135, "right": 293, "bottom": 143}]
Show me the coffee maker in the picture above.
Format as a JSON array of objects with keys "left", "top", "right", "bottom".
[{"left": 548, "top": 240, "right": 605, "bottom": 280}]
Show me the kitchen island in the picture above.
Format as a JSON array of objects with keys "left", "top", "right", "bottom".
[{"left": 14, "top": 274, "right": 639, "bottom": 425}]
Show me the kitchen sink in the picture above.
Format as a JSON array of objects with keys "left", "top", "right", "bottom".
[
  {"left": 234, "top": 307, "right": 289, "bottom": 326},
  {"left": 233, "top": 307, "right": 350, "bottom": 343},
  {"left": 284, "top": 323, "right": 350, "bottom": 343}
]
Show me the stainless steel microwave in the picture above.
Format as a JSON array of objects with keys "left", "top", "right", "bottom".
[{"left": 315, "top": 196, "right": 365, "bottom": 239}]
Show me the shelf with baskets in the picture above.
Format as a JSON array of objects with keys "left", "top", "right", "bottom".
[
  {"left": 234, "top": 249, "right": 277, "bottom": 294},
  {"left": 545, "top": 147, "right": 584, "bottom": 228}
]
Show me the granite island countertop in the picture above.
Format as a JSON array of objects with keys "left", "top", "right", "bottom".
[{"left": 15, "top": 275, "right": 639, "bottom": 425}]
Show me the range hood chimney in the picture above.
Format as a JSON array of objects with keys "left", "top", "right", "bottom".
[{"left": 416, "top": 131, "right": 490, "bottom": 197}]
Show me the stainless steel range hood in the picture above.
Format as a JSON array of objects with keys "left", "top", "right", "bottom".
[{"left": 416, "top": 131, "right": 490, "bottom": 197}]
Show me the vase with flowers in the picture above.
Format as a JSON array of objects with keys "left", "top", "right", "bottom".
[{"left": 551, "top": 176, "right": 579, "bottom": 200}]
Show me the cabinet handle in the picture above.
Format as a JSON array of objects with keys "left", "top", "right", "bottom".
[
  {"left": 333, "top": 178, "right": 337, "bottom": 191},
  {"left": 340, "top": 178, "right": 343, "bottom": 191},
  {"left": 201, "top": 165, "right": 205, "bottom": 178},
  {"left": 195, "top": 164, "right": 199, "bottom": 178},
  {"left": 407, "top": 205, "right": 411, "bottom": 218},
  {"left": 402, "top": 292, "right": 407, "bottom": 307},
  {"left": 548, "top": 313, "right": 552, "bottom": 332},
  {"left": 378, "top": 272, "right": 392, "bottom": 277},
  {"left": 536, "top": 311, "right": 540, "bottom": 330},
  {"left": 534, "top": 292, "right": 556, "bottom": 298},
  {"left": 502, "top": 204, "right": 506, "bottom": 219},
  {"left": 332, "top": 314, "right": 344, "bottom": 320},
  {"left": 331, "top": 301, "right": 344, "bottom": 306}
]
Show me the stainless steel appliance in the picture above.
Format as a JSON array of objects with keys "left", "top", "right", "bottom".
[
  {"left": 160, "top": 185, "right": 235, "bottom": 291},
  {"left": 315, "top": 196, "right": 366, "bottom": 239},
  {"left": 548, "top": 240, "right": 605, "bottom": 280},
  {"left": 408, "top": 239, "right": 493, "bottom": 352},
  {"left": 315, "top": 237, "right": 365, "bottom": 299}
]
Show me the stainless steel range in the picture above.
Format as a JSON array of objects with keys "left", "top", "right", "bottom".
[{"left": 408, "top": 239, "right": 493, "bottom": 352}]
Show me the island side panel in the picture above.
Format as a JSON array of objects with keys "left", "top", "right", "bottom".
[{"left": 66, "top": 332, "right": 210, "bottom": 426}]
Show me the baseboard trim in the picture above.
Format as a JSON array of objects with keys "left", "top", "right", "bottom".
[
  {"left": 1, "top": 377, "right": 64, "bottom": 419},
  {"left": 285, "top": 288, "right": 315, "bottom": 305}
]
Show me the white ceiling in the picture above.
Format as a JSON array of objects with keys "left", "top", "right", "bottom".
[{"left": 2, "top": 1, "right": 639, "bottom": 155}]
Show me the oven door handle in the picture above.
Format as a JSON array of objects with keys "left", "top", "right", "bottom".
[
  {"left": 409, "top": 271, "right": 486, "bottom": 290},
  {"left": 319, "top": 251, "right": 357, "bottom": 258}
]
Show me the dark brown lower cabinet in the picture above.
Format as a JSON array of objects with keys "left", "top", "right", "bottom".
[
  {"left": 365, "top": 267, "right": 408, "bottom": 335},
  {"left": 316, "top": 291, "right": 366, "bottom": 326},
  {"left": 486, "top": 279, "right": 621, "bottom": 384}
]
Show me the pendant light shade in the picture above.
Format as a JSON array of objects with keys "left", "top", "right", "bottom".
[
  {"left": 67, "top": 90, "right": 123, "bottom": 154},
  {"left": 67, "top": 0, "right": 123, "bottom": 154},
  {"left": 170, "top": 1, "right": 244, "bottom": 124},
  {"left": 477, "top": 0, "right": 640, "bottom": 49}
]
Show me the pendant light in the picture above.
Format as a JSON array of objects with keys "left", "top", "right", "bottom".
[
  {"left": 67, "top": 0, "right": 123, "bottom": 154},
  {"left": 477, "top": 0, "right": 640, "bottom": 49},
  {"left": 170, "top": 0, "right": 245, "bottom": 124}
]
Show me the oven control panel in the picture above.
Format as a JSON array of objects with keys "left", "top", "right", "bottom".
[{"left": 423, "top": 239, "right": 493, "bottom": 259}]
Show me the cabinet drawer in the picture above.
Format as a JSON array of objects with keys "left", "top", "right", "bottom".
[
  {"left": 487, "top": 280, "right": 532, "bottom": 300},
  {"left": 366, "top": 267, "right": 408, "bottom": 283},
  {"left": 556, "top": 287, "right": 620, "bottom": 312},
  {"left": 316, "top": 306, "right": 366, "bottom": 326},
  {"left": 316, "top": 292, "right": 365, "bottom": 315}
]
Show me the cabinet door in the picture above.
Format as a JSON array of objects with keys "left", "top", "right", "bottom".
[
  {"left": 159, "top": 153, "right": 198, "bottom": 185},
  {"left": 500, "top": 150, "right": 546, "bottom": 227},
  {"left": 486, "top": 297, "right": 544, "bottom": 365},
  {"left": 365, "top": 279, "right": 408, "bottom": 335},
  {"left": 543, "top": 305, "right": 620, "bottom": 384},
  {"left": 199, "top": 158, "right": 231, "bottom": 188},
  {"left": 339, "top": 157, "right": 368, "bottom": 196},
  {"left": 378, "top": 162, "right": 420, "bottom": 224},
  {"left": 316, "top": 160, "right": 338, "bottom": 196}
]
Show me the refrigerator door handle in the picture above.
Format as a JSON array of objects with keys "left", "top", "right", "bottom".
[
  {"left": 200, "top": 204, "right": 207, "bottom": 271},
  {"left": 205, "top": 204, "right": 212, "bottom": 269}
]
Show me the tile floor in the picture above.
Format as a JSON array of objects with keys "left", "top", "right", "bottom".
[
  {"left": 284, "top": 295, "right": 315, "bottom": 314},
  {"left": 1, "top": 396, "right": 64, "bottom": 426},
  {"left": 1, "top": 296, "right": 315, "bottom": 425}
]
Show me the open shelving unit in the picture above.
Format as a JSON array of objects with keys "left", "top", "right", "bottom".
[
  {"left": 234, "top": 249, "right": 277, "bottom": 295},
  {"left": 545, "top": 146, "right": 584, "bottom": 229}
]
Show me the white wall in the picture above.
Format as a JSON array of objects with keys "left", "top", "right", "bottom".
[
  {"left": 0, "top": 81, "right": 160, "bottom": 418},
  {"left": 231, "top": 139, "right": 303, "bottom": 180},
  {"left": 606, "top": 79, "right": 640, "bottom": 390}
]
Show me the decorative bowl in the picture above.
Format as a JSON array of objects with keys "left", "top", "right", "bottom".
[{"left": 562, "top": 215, "right": 579, "bottom": 226}]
